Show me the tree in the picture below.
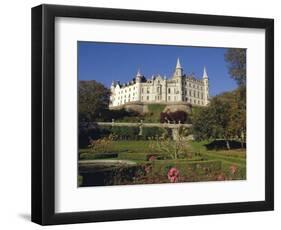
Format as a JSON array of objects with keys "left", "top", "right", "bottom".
[
  {"left": 160, "top": 111, "right": 188, "bottom": 123},
  {"left": 225, "top": 48, "right": 246, "bottom": 87},
  {"left": 192, "top": 89, "right": 246, "bottom": 150},
  {"left": 79, "top": 80, "right": 110, "bottom": 122}
]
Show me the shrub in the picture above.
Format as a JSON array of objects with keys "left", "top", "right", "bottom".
[
  {"left": 160, "top": 111, "right": 189, "bottom": 123},
  {"left": 79, "top": 124, "right": 111, "bottom": 148},
  {"left": 141, "top": 127, "right": 166, "bottom": 140},
  {"left": 110, "top": 126, "right": 139, "bottom": 140},
  {"left": 79, "top": 164, "right": 149, "bottom": 186}
]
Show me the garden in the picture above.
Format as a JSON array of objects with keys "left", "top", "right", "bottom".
[{"left": 78, "top": 125, "right": 246, "bottom": 186}]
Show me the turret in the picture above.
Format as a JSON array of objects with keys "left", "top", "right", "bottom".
[
  {"left": 202, "top": 66, "right": 209, "bottom": 105},
  {"left": 135, "top": 69, "right": 143, "bottom": 83},
  {"left": 203, "top": 66, "right": 208, "bottom": 79},
  {"left": 135, "top": 69, "right": 142, "bottom": 101},
  {"left": 173, "top": 58, "right": 183, "bottom": 78},
  {"left": 110, "top": 80, "right": 115, "bottom": 91}
]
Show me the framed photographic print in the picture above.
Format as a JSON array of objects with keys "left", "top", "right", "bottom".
[{"left": 31, "top": 4, "right": 274, "bottom": 225}]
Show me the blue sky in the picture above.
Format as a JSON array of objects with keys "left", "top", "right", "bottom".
[{"left": 78, "top": 41, "right": 239, "bottom": 96}]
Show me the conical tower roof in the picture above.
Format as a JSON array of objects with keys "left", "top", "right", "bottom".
[
  {"left": 176, "top": 57, "right": 182, "bottom": 69},
  {"left": 203, "top": 66, "right": 208, "bottom": 79},
  {"left": 136, "top": 68, "right": 142, "bottom": 77}
]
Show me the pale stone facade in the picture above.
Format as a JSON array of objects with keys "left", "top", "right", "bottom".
[{"left": 109, "top": 58, "right": 209, "bottom": 108}]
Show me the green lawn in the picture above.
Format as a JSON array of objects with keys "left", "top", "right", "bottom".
[{"left": 80, "top": 140, "right": 246, "bottom": 164}]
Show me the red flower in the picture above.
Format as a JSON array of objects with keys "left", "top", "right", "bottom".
[{"left": 167, "top": 167, "right": 180, "bottom": 183}]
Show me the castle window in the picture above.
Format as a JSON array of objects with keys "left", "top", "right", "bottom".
[
  {"left": 201, "top": 93, "right": 203, "bottom": 99},
  {"left": 168, "top": 96, "right": 170, "bottom": 101},
  {"left": 168, "top": 88, "right": 171, "bottom": 94},
  {"left": 189, "top": 91, "right": 191, "bottom": 96},
  {"left": 198, "top": 92, "right": 200, "bottom": 97},
  {"left": 201, "top": 86, "right": 203, "bottom": 90},
  {"left": 147, "top": 88, "right": 150, "bottom": 93},
  {"left": 189, "top": 83, "right": 191, "bottom": 87},
  {"left": 142, "top": 88, "right": 144, "bottom": 93}
]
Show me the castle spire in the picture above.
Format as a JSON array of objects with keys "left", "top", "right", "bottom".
[
  {"left": 173, "top": 58, "right": 183, "bottom": 78},
  {"left": 136, "top": 68, "right": 142, "bottom": 77},
  {"left": 176, "top": 57, "right": 182, "bottom": 69},
  {"left": 203, "top": 66, "right": 208, "bottom": 79}
]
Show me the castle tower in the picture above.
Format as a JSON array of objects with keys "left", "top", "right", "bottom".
[
  {"left": 202, "top": 66, "right": 209, "bottom": 105},
  {"left": 110, "top": 81, "right": 116, "bottom": 106},
  {"left": 172, "top": 58, "right": 183, "bottom": 101},
  {"left": 135, "top": 69, "right": 142, "bottom": 101},
  {"left": 135, "top": 69, "right": 143, "bottom": 82},
  {"left": 173, "top": 58, "right": 183, "bottom": 78}
]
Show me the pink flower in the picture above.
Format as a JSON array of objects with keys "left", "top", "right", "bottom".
[
  {"left": 229, "top": 165, "right": 238, "bottom": 174},
  {"left": 167, "top": 167, "right": 180, "bottom": 183}
]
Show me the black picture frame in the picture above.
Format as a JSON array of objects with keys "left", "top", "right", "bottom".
[{"left": 31, "top": 4, "right": 274, "bottom": 225}]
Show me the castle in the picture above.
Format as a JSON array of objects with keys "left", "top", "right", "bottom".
[{"left": 109, "top": 58, "right": 209, "bottom": 110}]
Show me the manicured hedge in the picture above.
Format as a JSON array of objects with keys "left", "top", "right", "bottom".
[
  {"left": 79, "top": 152, "right": 118, "bottom": 160},
  {"left": 152, "top": 160, "right": 222, "bottom": 176},
  {"left": 221, "top": 162, "right": 246, "bottom": 180},
  {"left": 141, "top": 127, "right": 166, "bottom": 140},
  {"left": 110, "top": 126, "right": 139, "bottom": 140},
  {"left": 79, "top": 164, "right": 148, "bottom": 186}
]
